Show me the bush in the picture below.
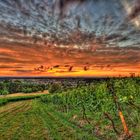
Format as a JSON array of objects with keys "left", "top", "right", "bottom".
[
  {"left": 48, "top": 83, "right": 62, "bottom": 94},
  {"left": 22, "top": 88, "right": 33, "bottom": 93},
  {"left": 0, "top": 99, "right": 8, "bottom": 106},
  {"left": 0, "top": 81, "right": 48, "bottom": 95},
  {"left": 0, "top": 89, "right": 9, "bottom": 95}
]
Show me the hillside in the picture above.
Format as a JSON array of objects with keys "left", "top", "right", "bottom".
[{"left": 0, "top": 78, "right": 140, "bottom": 139}]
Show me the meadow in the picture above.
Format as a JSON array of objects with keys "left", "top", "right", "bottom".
[{"left": 0, "top": 78, "right": 140, "bottom": 140}]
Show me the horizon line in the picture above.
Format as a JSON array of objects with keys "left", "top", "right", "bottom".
[{"left": 0, "top": 75, "right": 137, "bottom": 79}]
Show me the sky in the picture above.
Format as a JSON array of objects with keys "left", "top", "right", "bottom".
[{"left": 0, "top": 0, "right": 140, "bottom": 77}]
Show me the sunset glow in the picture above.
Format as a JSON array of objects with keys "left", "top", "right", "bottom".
[
  {"left": 0, "top": 41, "right": 140, "bottom": 77},
  {"left": 0, "top": 0, "right": 140, "bottom": 77}
]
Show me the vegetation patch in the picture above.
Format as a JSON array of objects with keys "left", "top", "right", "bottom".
[
  {"left": 40, "top": 78, "right": 140, "bottom": 139},
  {"left": 0, "top": 94, "right": 44, "bottom": 106},
  {"left": 0, "top": 78, "right": 140, "bottom": 139}
]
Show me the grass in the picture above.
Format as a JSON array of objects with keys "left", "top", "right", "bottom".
[
  {"left": 0, "top": 99, "right": 98, "bottom": 140},
  {"left": 0, "top": 100, "right": 49, "bottom": 140},
  {"left": 0, "top": 94, "right": 46, "bottom": 106},
  {"left": 1, "top": 98, "right": 137, "bottom": 140}
]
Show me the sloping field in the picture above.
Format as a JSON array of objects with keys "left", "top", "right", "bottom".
[{"left": 0, "top": 100, "right": 96, "bottom": 140}]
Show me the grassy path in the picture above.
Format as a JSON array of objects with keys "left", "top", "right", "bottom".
[
  {"left": 0, "top": 91, "right": 48, "bottom": 99},
  {"left": 0, "top": 100, "right": 97, "bottom": 140}
]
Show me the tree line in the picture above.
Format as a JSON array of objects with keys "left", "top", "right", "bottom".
[{"left": 0, "top": 80, "right": 47, "bottom": 95}]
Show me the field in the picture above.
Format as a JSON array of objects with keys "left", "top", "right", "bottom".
[
  {"left": 0, "top": 78, "right": 140, "bottom": 140},
  {"left": 0, "top": 100, "right": 96, "bottom": 140}
]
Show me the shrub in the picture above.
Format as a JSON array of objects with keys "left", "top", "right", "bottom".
[
  {"left": 22, "top": 88, "right": 33, "bottom": 93},
  {"left": 48, "top": 83, "right": 62, "bottom": 94},
  {"left": 0, "top": 99, "right": 8, "bottom": 106},
  {"left": 0, "top": 89, "right": 9, "bottom": 95}
]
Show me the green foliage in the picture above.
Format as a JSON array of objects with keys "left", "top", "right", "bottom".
[
  {"left": 0, "top": 89, "right": 9, "bottom": 95},
  {"left": 0, "top": 82, "right": 9, "bottom": 95},
  {"left": 22, "top": 88, "right": 33, "bottom": 93},
  {"left": 0, "top": 80, "right": 48, "bottom": 94},
  {"left": 0, "top": 98, "right": 8, "bottom": 106},
  {"left": 0, "top": 94, "right": 44, "bottom": 106},
  {"left": 40, "top": 78, "right": 140, "bottom": 139},
  {"left": 114, "top": 79, "right": 140, "bottom": 104},
  {"left": 0, "top": 100, "right": 96, "bottom": 140},
  {"left": 48, "top": 83, "right": 62, "bottom": 94},
  {"left": 1, "top": 78, "right": 140, "bottom": 139},
  {"left": 42, "top": 82, "right": 116, "bottom": 114}
]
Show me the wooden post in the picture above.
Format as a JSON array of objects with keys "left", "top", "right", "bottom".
[{"left": 107, "top": 82, "right": 130, "bottom": 136}]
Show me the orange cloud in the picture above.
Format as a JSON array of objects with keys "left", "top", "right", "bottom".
[{"left": 0, "top": 40, "right": 140, "bottom": 77}]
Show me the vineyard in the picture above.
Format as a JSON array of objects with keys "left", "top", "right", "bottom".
[
  {"left": 0, "top": 78, "right": 140, "bottom": 139},
  {"left": 41, "top": 78, "right": 140, "bottom": 139}
]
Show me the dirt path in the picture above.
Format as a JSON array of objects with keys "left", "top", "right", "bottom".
[{"left": 0, "top": 90, "right": 48, "bottom": 98}]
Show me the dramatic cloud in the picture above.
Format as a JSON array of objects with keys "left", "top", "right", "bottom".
[{"left": 0, "top": 0, "right": 140, "bottom": 77}]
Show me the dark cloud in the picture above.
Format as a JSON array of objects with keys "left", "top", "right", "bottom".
[
  {"left": 0, "top": 65, "right": 23, "bottom": 69},
  {"left": 54, "top": 0, "right": 86, "bottom": 17},
  {"left": 53, "top": 65, "right": 60, "bottom": 68},
  {"left": 0, "top": 0, "right": 140, "bottom": 47},
  {"left": 129, "top": 0, "right": 140, "bottom": 19},
  {"left": 12, "top": 70, "right": 34, "bottom": 73}
]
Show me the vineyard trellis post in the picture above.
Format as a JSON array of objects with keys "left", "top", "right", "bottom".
[{"left": 107, "top": 81, "right": 130, "bottom": 137}]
